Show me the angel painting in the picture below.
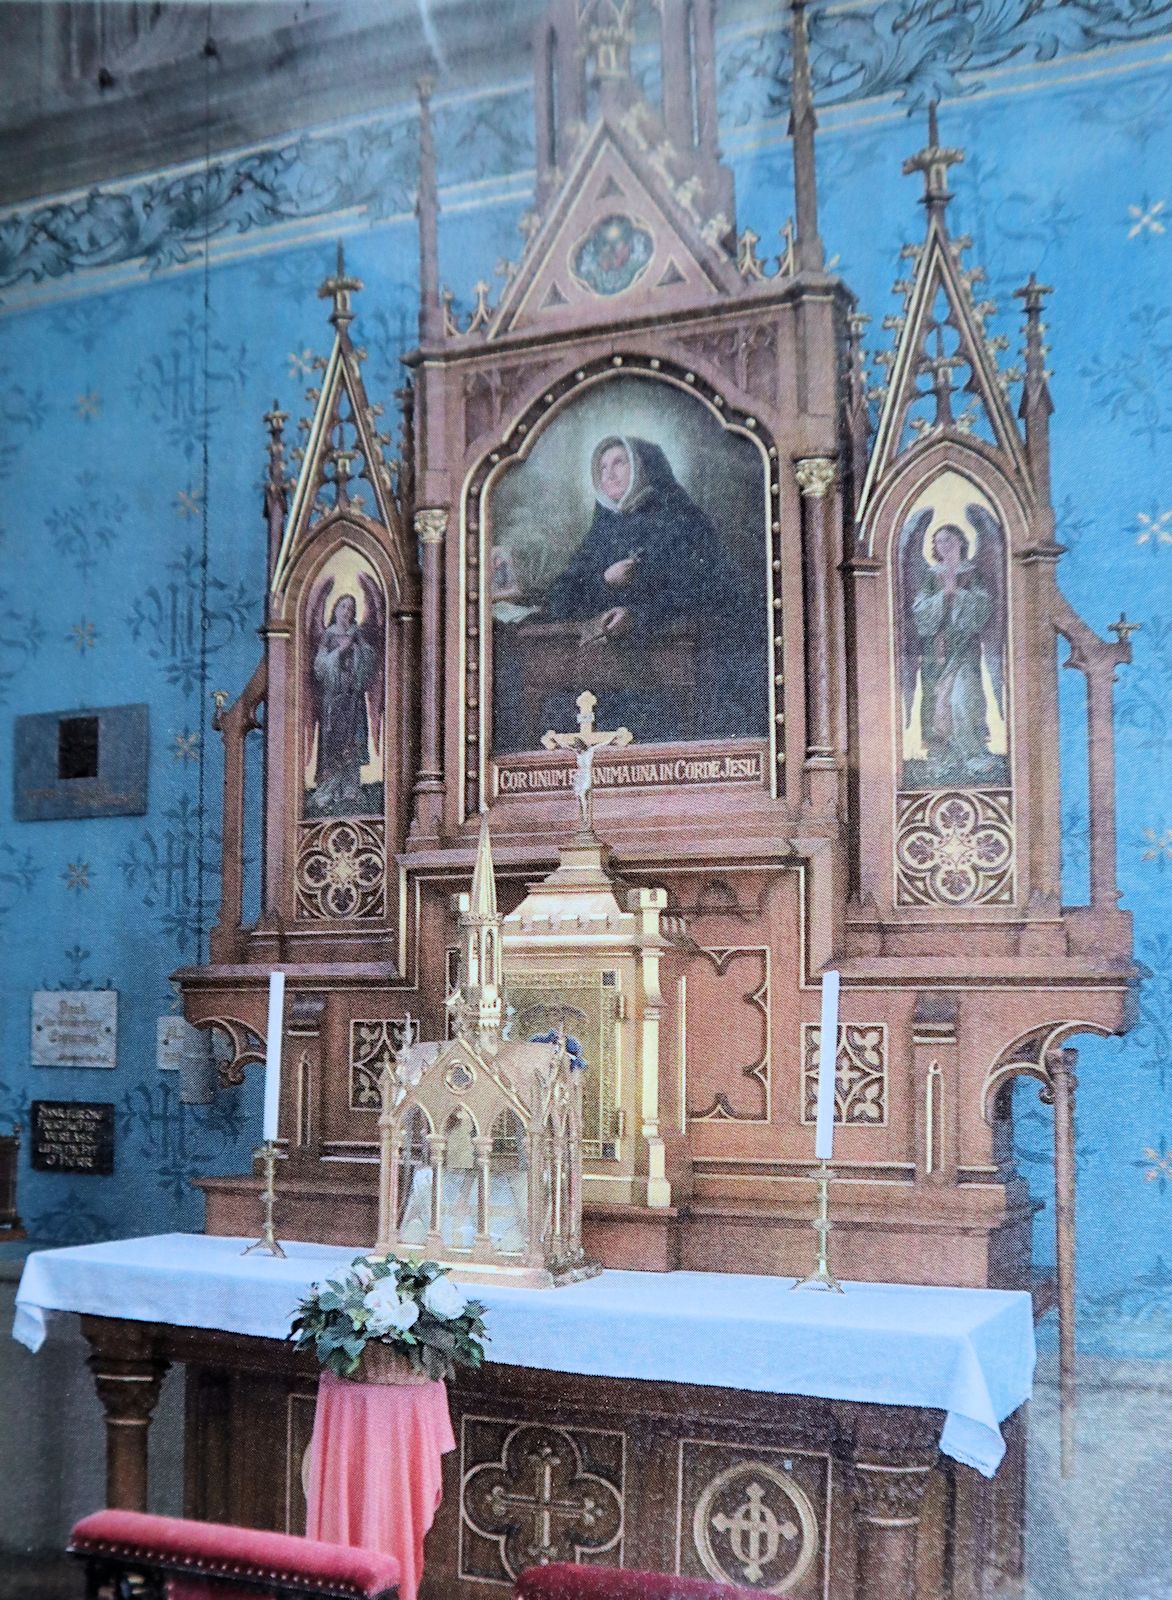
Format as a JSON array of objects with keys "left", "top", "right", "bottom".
[
  {"left": 898, "top": 499, "right": 1009, "bottom": 790},
  {"left": 303, "top": 563, "right": 386, "bottom": 818}
]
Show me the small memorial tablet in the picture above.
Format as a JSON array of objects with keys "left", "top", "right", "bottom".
[
  {"left": 157, "top": 1014, "right": 198, "bottom": 1071},
  {"left": 30, "top": 1101, "right": 115, "bottom": 1175},
  {"left": 32, "top": 991, "right": 117, "bottom": 1069}
]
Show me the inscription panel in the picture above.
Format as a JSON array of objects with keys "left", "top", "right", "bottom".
[
  {"left": 32, "top": 990, "right": 117, "bottom": 1069},
  {"left": 30, "top": 1100, "right": 115, "bottom": 1175}
]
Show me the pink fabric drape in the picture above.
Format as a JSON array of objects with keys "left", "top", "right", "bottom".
[{"left": 305, "top": 1372, "right": 455, "bottom": 1600}]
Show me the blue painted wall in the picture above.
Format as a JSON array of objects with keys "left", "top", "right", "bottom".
[{"left": 1, "top": 2, "right": 1170, "bottom": 1357}]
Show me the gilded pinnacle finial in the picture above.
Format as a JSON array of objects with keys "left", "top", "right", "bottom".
[
  {"left": 1109, "top": 613, "right": 1141, "bottom": 645},
  {"left": 318, "top": 239, "right": 363, "bottom": 328},
  {"left": 903, "top": 100, "right": 964, "bottom": 217}
]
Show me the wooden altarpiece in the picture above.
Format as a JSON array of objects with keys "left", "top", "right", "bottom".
[
  {"left": 167, "top": 0, "right": 1138, "bottom": 1586},
  {"left": 184, "top": 0, "right": 1135, "bottom": 1316}
]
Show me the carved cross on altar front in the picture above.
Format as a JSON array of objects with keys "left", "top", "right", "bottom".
[{"left": 541, "top": 690, "right": 632, "bottom": 834}]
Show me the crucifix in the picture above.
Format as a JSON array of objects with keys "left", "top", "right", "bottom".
[{"left": 541, "top": 690, "right": 633, "bottom": 834}]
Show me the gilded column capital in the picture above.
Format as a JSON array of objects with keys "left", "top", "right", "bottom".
[
  {"left": 794, "top": 456, "right": 838, "bottom": 499},
  {"left": 414, "top": 507, "right": 448, "bottom": 545}
]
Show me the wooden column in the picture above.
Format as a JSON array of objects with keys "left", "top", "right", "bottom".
[
  {"left": 260, "top": 625, "right": 291, "bottom": 938},
  {"left": 911, "top": 992, "right": 959, "bottom": 1187},
  {"left": 795, "top": 457, "right": 837, "bottom": 764},
  {"left": 209, "top": 658, "right": 265, "bottom": 962},
  {"left": 82, "top": 1317, "right": 168, "bottom": 1512},
  {"left": 286, "top": 991, "right": 327, "bottom": 1163},
  {"left": 1048, "top": 1044, "right": 1079, "bottom": 1477},
  {"left": 1053, "top": 596, "right": 1134, "bottom": 922},
  {"left": 412, "top": 507, "right": 447, "bottom": 840},
  {"left": 852, "top": 1456, "right": 933, "bottom": 1599},
  {"left": 1085, "top": 661, "right": 1121, "bottom": 913}
]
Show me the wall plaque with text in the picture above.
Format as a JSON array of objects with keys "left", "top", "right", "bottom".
[
  {"left": 30, "top": 1101, "right": 115, "bottom": 1175},
  {"left": 32, "top": 990, "right": 118, "bottom": 1069},
  {"left": 14, "top": 704, "right": 149, "bottom": 821}
]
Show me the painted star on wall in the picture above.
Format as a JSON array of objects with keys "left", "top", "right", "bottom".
[{"left": 62, "top": 861, "right": 92, "bottom": 893}]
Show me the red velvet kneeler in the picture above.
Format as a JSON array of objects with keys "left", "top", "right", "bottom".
[{"left": 69, "top": 1508, "right": 400, "bottom": 1598}]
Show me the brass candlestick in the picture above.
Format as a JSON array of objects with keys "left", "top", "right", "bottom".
[
  {"left": 242, "top": 1141, "right": 286, "bottom": 1258},
  {"left": 791, "top": 1158, "right": 844, "bottom": 1293}
]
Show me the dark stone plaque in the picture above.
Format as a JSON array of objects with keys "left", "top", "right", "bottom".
[
  {"left": 30, "top": 1101, "right": 115, "bottom": 1175},
  {"left": 14, "top": 704, "right": 148, "bottom": 820}
]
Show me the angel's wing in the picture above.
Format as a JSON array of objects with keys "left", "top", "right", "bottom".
[
  {"left": 966, "top": 503, "right": 1008, "bottom": 719},
  {"left": 897, "top": 507, "right": 934, "bottom": 725},
  {"left": 301, "top": 573, "right": 334, "bottom": 778},
  {"left": 358, "top": 570, "right": 387, "bottom": 766}
]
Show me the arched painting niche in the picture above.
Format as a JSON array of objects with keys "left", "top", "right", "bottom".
[
  {"left": 300, "top": 544, "right": 387, "bottom": 820},
  {"left": 489, "top": 374, "right": 768, "bottom": 754},
  {"left": 895, "top": 471, "right": 1010, "bottom": 792}
]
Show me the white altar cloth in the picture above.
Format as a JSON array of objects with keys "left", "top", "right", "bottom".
[{"left": 13, "top": 1232, "right": 1034, "bottom": 1478}]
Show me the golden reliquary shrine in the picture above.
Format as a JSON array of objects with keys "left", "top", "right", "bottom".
[{"left": 161, "top": 0, "right": 1139, "bottom": 1593}]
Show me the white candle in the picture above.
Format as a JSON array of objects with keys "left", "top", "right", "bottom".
[
  {"left": 814, "top": 970, "right": 840, "bottom": 1162},
  {"left": 262, "top": 971, "right": 285, "bottom": 1143}
]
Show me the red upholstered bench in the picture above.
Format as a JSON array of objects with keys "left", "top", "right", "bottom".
[
  {"left": 516, "top": 1565, "right": 791, "bottom": 1600},
  {"left": 69, "top": 1510, "right": 399, "bottom": 1600}
]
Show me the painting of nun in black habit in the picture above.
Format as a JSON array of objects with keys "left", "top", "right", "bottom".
[{"left": 492, "top": 427, "right": 767, "bottom": 753}]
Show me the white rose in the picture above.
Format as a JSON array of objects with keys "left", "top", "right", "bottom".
[
  {"left": 364, "top": 1281, "right": 420, "bottom": 1335},
  {"left": 352, "top": 1263, "right": 374, "bottom": 1288},
  {"left": 422, "top": 1276, "right": 467, "bottom": 1321}
]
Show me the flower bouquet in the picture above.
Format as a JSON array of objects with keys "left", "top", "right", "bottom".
[{"left": 290, "top": 1254, "right": 488, "bottom": 1383}]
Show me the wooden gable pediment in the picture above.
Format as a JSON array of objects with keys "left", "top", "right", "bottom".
[
  {"left": 490, "top": 119, "right": 740, "bottom": 339},
  {"left": 271, "top": 249, "right": 413, "bottom": 603}
]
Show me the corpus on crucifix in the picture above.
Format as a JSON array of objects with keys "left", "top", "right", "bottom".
[{"left": 541, "top": 690, "right": 633, "bottom": 834}]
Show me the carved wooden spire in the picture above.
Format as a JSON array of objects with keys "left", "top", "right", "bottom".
[
  {"left": 1014, "top": 272, "right": 1055, "bottom": 501},
  {"left": 857, "top": 106, "right": 1030, "bottom": 522},
  {"left": 844, "top": 312, "right": 871, "bottom": 505},
  {"left": 416, "top": 77, "right": 442, "bottom": 344},
  {"left": 317, "top": 240, "right": 361, "bottom": 330},
  {"left": 262, "top": 399, "right": 289, "bottom": 587},
  {"left": 789, "top": 0, "right": 824, "bottom": 272},
  {"left": 270, "top": 249, "right": 406, "bottom": 596}
]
